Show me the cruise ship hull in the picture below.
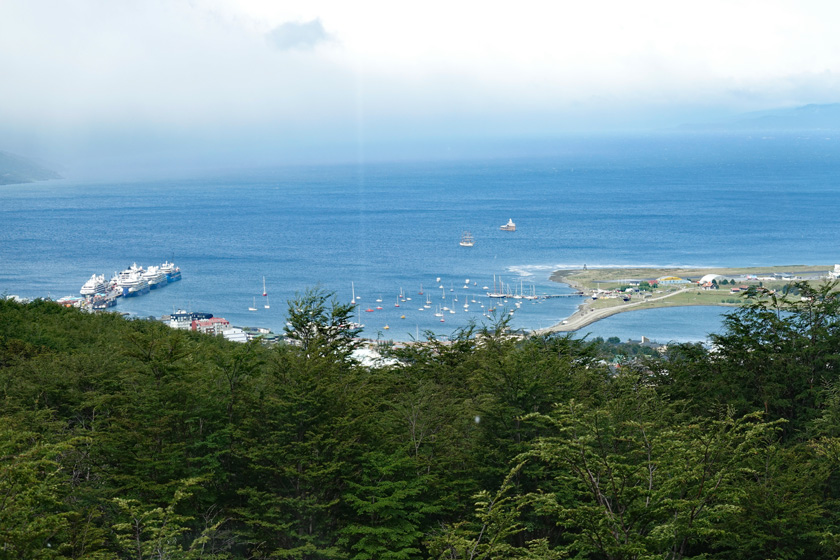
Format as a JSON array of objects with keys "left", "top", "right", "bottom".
[
  {"left": 145, "top": 272, "right": 168, "bottom": 289},
  {"left": 125, "top": 283, "right": 150, "bottom": 297}
]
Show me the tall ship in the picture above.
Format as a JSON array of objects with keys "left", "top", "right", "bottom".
[
  {"left": 486, "top": 275, "right": 512, "bottom": 298},
  {"left": 500, "top": 219, "right": 516, "bottom": 232},
  {"left": 80, "top": 274, "right": 108, "bottom": 296},
  {"left": 160, "top": 261, "right": 182, "bottom": 282},
  {"left": 459, "top": 231, "right": 475, "bottom": 247}
]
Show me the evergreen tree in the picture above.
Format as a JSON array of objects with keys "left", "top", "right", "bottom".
[{"left": 284, "top": 287, "right": 362, "bottom": 359}]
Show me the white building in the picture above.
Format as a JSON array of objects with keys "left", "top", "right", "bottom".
[
  {"left": 698, "top": 273, "right": 725, "bottom": 284},
  {"left": 222, "top": 328, "right": 248, "bottom": 343},
  {"left": 192, "top": 317, "right": 230, "bottom": 335},
  {"left": 169, "top": 310, "right": 193, "bottom": 330}
]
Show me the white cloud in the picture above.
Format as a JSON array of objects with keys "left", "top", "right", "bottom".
[
  {"left": 266, "top": 19, "right": 332, "bottom": 51},
  {"left": 2, "top": 0, "right": 840, "bottom": 168}
]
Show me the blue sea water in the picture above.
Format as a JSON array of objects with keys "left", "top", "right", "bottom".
[{"left": 2, "top": 133, "right": 838, "bottom": 342}]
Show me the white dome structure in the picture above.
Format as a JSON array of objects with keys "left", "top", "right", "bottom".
[{"left": 699, "top": 273, "right": 725, "bottom": 284}]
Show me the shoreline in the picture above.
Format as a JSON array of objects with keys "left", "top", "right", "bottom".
[
  {"left": 532, "top": 288, "right": 739, "bottom": 335},
  {"left": 536, "top": 264, "right": 832, "bottom": 334}
]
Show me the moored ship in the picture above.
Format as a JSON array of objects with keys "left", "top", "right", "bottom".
[
  {"left": 142, "top": 265, "right": 168, "bottom": 289},
  {"left": 121, "top": 273, "right": 150, "bottom": 297},
  {"left": 117, "top": 264, "right": 150, "bottom": 297},
  {"left": 459, "top": 231, "right": 475, "bottom": 247},
  {"left": 160, "top": 261, "right": 182, "bottom": 282},
  {"left": 80, "top": 274, "right": 108, "bottom": 296},
  {"left": 90, "top": 294, "right": 118, "bottom": 310}
]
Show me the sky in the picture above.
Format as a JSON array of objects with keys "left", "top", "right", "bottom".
[{"left": 2, "top": 0, "right": 840, "bottom": 173}]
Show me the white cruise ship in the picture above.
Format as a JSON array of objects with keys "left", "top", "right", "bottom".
[
  {"left": 117, "top": 264, "right": 150, "bottom": 297},
  {"left": 80, "top": 274, "right": 108, "bottom": 296},
  {"left": 142, "top": 265, "right": 168, "bottom": 289}
]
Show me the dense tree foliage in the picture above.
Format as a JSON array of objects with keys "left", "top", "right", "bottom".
[{"left": 2, "top": 282, "right": 840, "bottom": 558}]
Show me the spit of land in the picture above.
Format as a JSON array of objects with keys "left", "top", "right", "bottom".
[{"left": 535, "top": 265, "right": 833, "bottom": 334}]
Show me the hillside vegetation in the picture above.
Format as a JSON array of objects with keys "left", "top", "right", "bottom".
[{"left": 2, "top": 282, "right": 840, "bottom": 559}]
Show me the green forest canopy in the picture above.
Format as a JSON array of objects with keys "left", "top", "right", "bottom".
[{"left": 2, "top": 282, "right": 840, "bottom": 559}]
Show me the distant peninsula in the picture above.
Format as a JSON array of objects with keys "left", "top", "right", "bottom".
[
  {"left": 537, "top": 264, "right": 834, "bottom": 334},
  {"left": 678, "top": 103, "right": 840, "bottom": 133},
  {"left": 0, "top": 150, "right": 61, "bottom": 185}
]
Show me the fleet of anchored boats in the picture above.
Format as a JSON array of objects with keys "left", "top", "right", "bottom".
[
  {"left": 346, "top": 219, "right": 530, "bottom": 330},
  {"left": 346, "top": 271, "right": 549, "bottom": 332}
]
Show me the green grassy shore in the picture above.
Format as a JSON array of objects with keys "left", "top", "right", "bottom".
[{"left": 536, "top": 265, "right": 833, "bottom": 333}]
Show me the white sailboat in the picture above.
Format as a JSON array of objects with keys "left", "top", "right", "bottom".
[
  {"left": 513, "top": 279, "right": 523, "bottom": 299},
  {"left": 248, "top": 297, "right": 257, "bottom": 311},
  {"left": 349, "top": 305, "right": 364, "bottom": 329},
  {"left": 264, "top": 295, "right": 270, "bottom": 309},
  {"left": 351, "top": 282, "right": 356, "bottom": 305}
]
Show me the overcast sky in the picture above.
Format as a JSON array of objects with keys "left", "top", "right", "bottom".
[{"left": 2, "top": 0, "right": 839, "bottom": 172}]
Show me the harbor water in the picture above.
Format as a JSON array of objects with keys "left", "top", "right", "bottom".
[{"left": 2, "top": 133, "right": 838, "bottom": 343}]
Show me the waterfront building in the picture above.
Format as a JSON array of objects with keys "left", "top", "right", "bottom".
[
  {"left": 192, "top": 317, "right": 231, "bottom": 335},
  {"left": 222, "top": 328, "right": 248, "bottom": 343}
]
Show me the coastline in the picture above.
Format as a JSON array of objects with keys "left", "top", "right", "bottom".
[{"left": 536, "top": 265, "right": 832, "bottom": 334}]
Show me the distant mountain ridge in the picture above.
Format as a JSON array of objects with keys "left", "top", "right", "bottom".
[
  {"left": 0, "top": 150, "right": 61, "bottom": 185},
  {"left": 680, "top": 103, "right": 840, "bottom": 132}
]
